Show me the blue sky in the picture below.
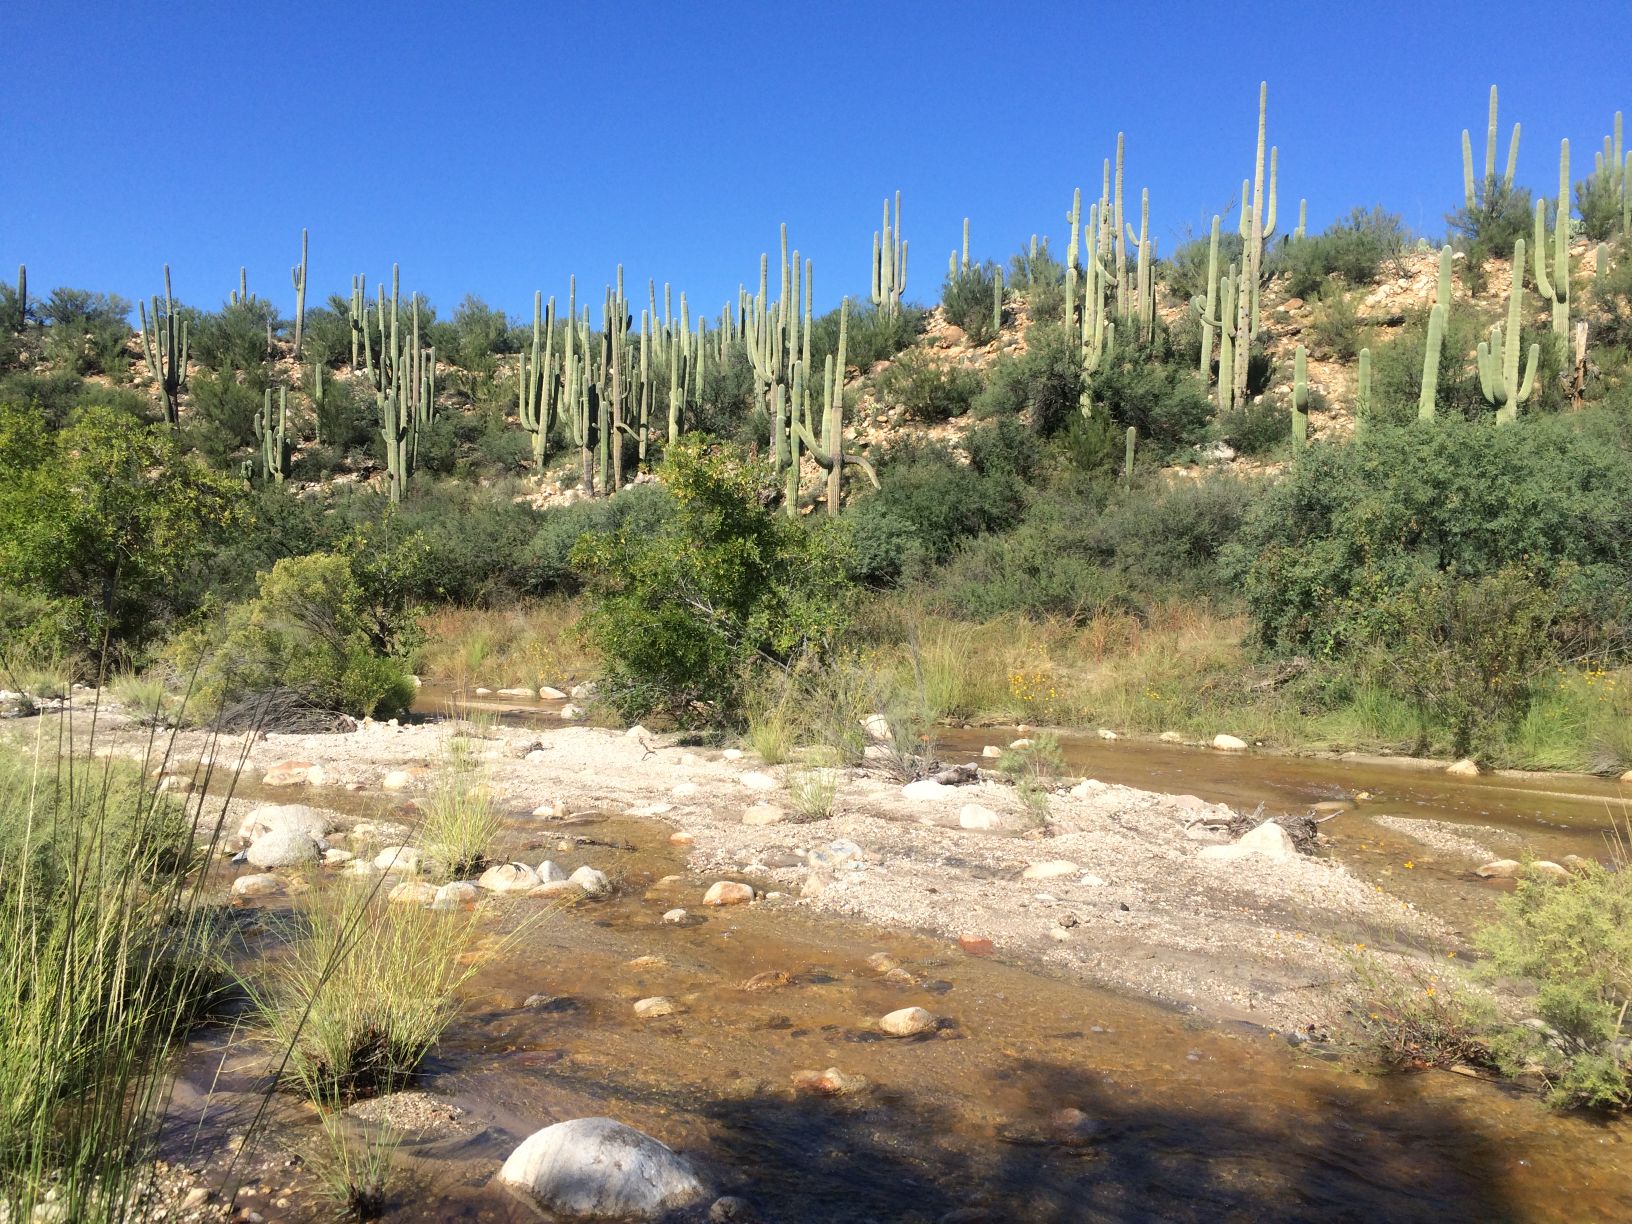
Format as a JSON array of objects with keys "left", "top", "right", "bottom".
[{"left": 3, "top": 0, "right": 1628, "bottom": 325}]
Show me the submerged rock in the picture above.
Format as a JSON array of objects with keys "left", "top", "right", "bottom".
[
  {"left": 1445, "top": 757, "right": 1481, "bottom": 777},
  {"left": 498, "top": 1116, "right": 707, "bottom": 1219},
  {"left": 569, "top": 865, "right": 612, "bottom": 897},
  {"left": 432, "top": 881, "right": 480, "bottom": 909},
  {"left": 703, "top": 880, "right": 754, "bottom": 906},
  {"left": 880, "top": 1006, "right": 937, "bottom": 1036},
  {"left": 231, "top": 873, "right": 284, "bottom": 898},
  {"left": 480, "top": 862, "right": 541, "bottom": 892}
]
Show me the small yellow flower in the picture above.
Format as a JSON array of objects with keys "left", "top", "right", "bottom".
[{"left": 1404, "top": 861, "right": 1415, "bottom": 869}]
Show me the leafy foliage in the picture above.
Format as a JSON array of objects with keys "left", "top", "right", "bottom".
[
  {"left": 940, "top": 262, "right": 1000, "bottom": 345},
  {"left": 1281, "top": 206, "right": 1409, "bottom": 300},
  {"left": 874, "top": 348, "right": 981, "bottom": 422}
]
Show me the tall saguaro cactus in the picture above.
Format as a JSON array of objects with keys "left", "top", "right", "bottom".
[
  {"left": 1419, "top": 246, "right": 1454, "bottom": 420},
  {"left": 1463, "top": 84, "right": 1520, "bottom": 210},
  {"left": 139, "top": 265, "right": 189, "bottom": 426},
  {"left": 870, "top": 192, "right": 907, "bottom": 317},
  {"left": 1476, "top": 238, "right": 1540, "bottom": 424},
  {"left": 290, "top": 228, "right": 309, "bottom": 357},
  {"left": 355, "top": 265, "right": 437, "bottom": 502},
  {"left": 1291, "top": 345, "right": 1309, "bottom": 448},
  {"left": 518, "top": 290, "right": 558, "bottom": 468},
  {"left": 1232, "top": 82, "right": 1279, "bottom": 411},
  {"left": 1533, "top": 139, "right": 1572, "bottom": 341},
  {"left": 255, "top": 386, "right": 288, "bottom": 483}
]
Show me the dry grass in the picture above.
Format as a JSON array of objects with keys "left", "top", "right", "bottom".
[{"left": 412, "top": 599, "right": 593, "bottom": 694}]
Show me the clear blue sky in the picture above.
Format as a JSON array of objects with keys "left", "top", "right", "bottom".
[{"left": 4, "top": 0, "right": 1628, "bottom": 325}]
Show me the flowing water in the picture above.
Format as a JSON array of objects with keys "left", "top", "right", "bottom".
[{"left": 167, "top": 707, "right": 1632, "bottom": 1222}]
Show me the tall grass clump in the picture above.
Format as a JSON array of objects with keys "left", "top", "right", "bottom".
[
  {"left": 417, "top": 726, "right": 503, "bottom": 879},
  {"left": 251, "top": 883, "right": 485, "bottom": 1102},
  {"left": 0, "top": 736, "right": 229, "bottom": 1222}
]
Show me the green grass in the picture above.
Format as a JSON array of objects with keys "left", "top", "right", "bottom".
[
  {"left": 0, "top": 730, "right": 231, "bottom": 1222},
  {"left": 417, "top": 730, "right": 504, "bottom": 880}
]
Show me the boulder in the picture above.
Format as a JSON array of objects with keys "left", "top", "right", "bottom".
[
  {"left": 245, "top": 828, "right": 322, "bottom": 868},
  {"left": 432, "top": 881, "right": 480, "bottom": 910},
  {"left": 498, "top": 1117, "right": 707, "bottom": 1219},
  {"left": 1008, "top": 738, "right": 1033, "bottom": 750},
  {"left": 633, "top": 996, "right": 676, "bottom": 1018},
  {"left": 1197, "top": 819, "right": 1297, "bottom": 863},
  {"left": 536, "top": 860, "right": 568, "bottom": 883},
  {"left": 1021, "top": 860, "right": 1078, "bottom": 880},
  {"left": 739, "top": 771, "right": 779, "bottom": 792},
  {"left": 879, "top": 1006, "right": 937, "bottom": 1037},
  {"left": 538, "top": 686, "right": 567, "bottom": 700},
  {"left": 1529, "top": 860, "right": 1573, "bottom": 882},
  {"left": 901, "top": 779, "right": 955, "bottom": 801},
  {"left": 1069, "top": 778, "right": 1107, "bottom": 798},
  {"left": 1475, "top": 859, "right": 1521, "bottom": 879},
  {"left": 480, "top": 862, "right": 541, "bottom": 892},
  {"left": 742, "top": 803, "right": 786, "bottom": 826},
  {"left": 981, "top": 745, "right": 1003, "bottom": 759},
  {"left": 569, "top": 866, "right": 612, "bottom": 897},
  {"left": 862, "top": 713, "right": 893, "bottom": 743},
  {"left": 1446, "top": 758, "right": 1481, "bottom": 777},
  {"left": 231, "top": 873, "right": 284, "bottom": 898},
  {"left": 322, "top": 848, "right": 354, "bottom": 866},
  {"left": 703, "top": 880, "right": 754, "bottom": 906},
  {"left": 155, "top": 774, "right": 195, "bottom": 794},
  {"left": 381, "top": 768, "right": 430, "bottom": 792},
  {"left": 388, "top": 881, "right": 438, "bottom": 906},
  {"left": 238, "top": 803, "right": 335, "bottom": 842},
  {"left": 1211, "top": 734, "right": 1248, "bottom": 752},
  {"left": 374, "top": 845, "right": 423, "bottom": 874},
  {"left": 958, "top": 804, "right": 1000, "bottom": 830}
]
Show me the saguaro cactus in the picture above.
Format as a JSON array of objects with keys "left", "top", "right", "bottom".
[
  {"left": 518, "top": 290, "right": 558, "bottom": 468},
  {"left": 1476, "top": 238, "right": 1540, "bottom": 424},
  {"left": 355, "top": 265, "right": 437, "bottom": 502},
  {"left": 1291, "top": 345, "right": 1309, "bottom": 448},
  {"left": 255, "top": 386, "right": 288, "bottom": 483},
  {"left": 1463, "top": 84, "right": 1520, "bottom": 210},
  {"left": 1419, "top": 246, "right": 1454, "bottom": 421},
  {"left": 139, "top": 265, "right": 188, "bottom": 426},
  {"left": 1533, "top": 140, "right": 1571, "bottom": 341},
  {"left": 290, "top": 228, "right": 308, "bottom": 357},
  {"left": 870, "top": 192, "right": 907, "bottom": 317},
  {"left": 1232, "top": 83, "right": 1279, "bottom": 411},
  {"left": 790, "top": 298, "right": 879, "bottom": 516},
  {"left": 1356, "top": 347, "right": 1372, "bottom": 426}
]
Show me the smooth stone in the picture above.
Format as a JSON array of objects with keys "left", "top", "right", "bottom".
[
  {"left": 321, "top": 848, "right": 354, "bottom": 865},
  {"left": 498, "top": 687, "right": 534, "bottom": 698},
  {"left": 245, "top": 828, "right": 322, "bottom": 868},
  {"left": 791, "top": 1067, "right": 867, "bottom": 1096},
  {"left": 231, "top": 873, "right": 284, "bottom": 898},
  {"left": 634, "top": 996, "right": 676, "bottom": 1018},
  {"left": 374, "top": 845, "right": 423, "bottom": 874},
  {"left": 558, "top": 704, "right": 584, "bottom": 721},
  {"left": 532, "top": 799, "right": 566, "bottom": 818},
  {"left": 862, "top": 713, "right": 893, "bottom": 743},
  {"left": 1021, "top": 860, "right": 1078, "bottom": 880},
  {"left": 237, "top": 803, "right": 334, "bottom": 842},
  {"left": 902, "top": 779, "right": 955, "bottom": 801},
  {"left": 1198, "top": 820, "right": 1297, "bottom": 863},
  {"left": 262, "top": 760, "right": 317, "bottom": 786},
  {"left": 569, "top": 865, "right": 612, "bottom": 897},
  {"left": 739, "top": 771, "right": 779, "bottom": 792},
  {"left": 1097, "top": 728, "right": 1119, "bottom": 740},
  {"left": 531, "top": 879, "right": 579, "bottom": 897},
  {"left": 1530, "top": 861, "right": 1573, "bottom": 882},
  {"left": 388, "top": 880, "right": 438, "bottom": 905},
  {"left": 669, "top": 831, "right": 695, "bottom": 845},
  {"left": 432, "top": 881, "right": 480, "bottom": 910},
  {"left": 662, "top": 908, "right": 689, "bottom": 924},
  {"left": 381, "top": 768, "right": 429, "bottom": 791},
  {"left": 1008, "top": 738, "right": 1033, "bottom": 750},
  {"left": 539, "top": 686, "right": 567, "bottom": 700},
  {"left": 958, "top": 934, "right": 995, "bottom": 957},
  {"left": 1212, "top": 734, "right": 1248, "bottom": 752},
  {"left": 1446, "top": 757, "right": 1481, "bottom": 777},
  {"left": 742, "top": 803, "right": 786, "bottom": 826},
  {"left": 1475, "top": 859, "right": 1522, "bottom": 879},
  {"left": 958, "top": 804, "right": 1000, "bottom": 830},
  {"left": 480, "top": 862, "right": 541, "bottom": 892},
  {"left": 498, "top": 1117, "right": 707, "bottom": 1219},
  {"left": 1080, "top": 873, "right": 1108, "bottom": 887},
  {"left": 981, "top": 745, "right": 1003, "bottom": 759},
  {"left": 672, "top": 782, "right": 701, "bottom": 799},
  {"left": 703, "top": 880, "right": 754, "bottom": 906},
  {"left": 879, "top": 1006, "right": 937, "bottom": 1037},
  {"left": 536, "top": 860, "right": 568, "bottom": 883},
  {"left": 721, "top": 748, "right": 745, "bottom": 761}
]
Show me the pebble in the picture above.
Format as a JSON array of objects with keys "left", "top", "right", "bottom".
[
  {"left": 792, "top": 1067, "right": 867, "bottom": 1096},
  {"left": 669, "top": 830, "right": 695, "bottom": 845},
  {"left": 231, "top": 873, "right": 283, "bottom": 898},
  {"left": 879, "top": 1006, "right": 937, "bottom": 1036},
  {"left": 662, "top": 908, "right": 689, "bottom": 924}
]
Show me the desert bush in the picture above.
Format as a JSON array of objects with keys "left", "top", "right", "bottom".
[
  {"left": 185, "top": 367, "right": 264, "bottom": 458},
  {"left": 314, "top": 374, "right": 372, "bottom": 453},
  {"left": 1366, "top": 306, "right": 1489, "bottom": 423},
  {"left": 1009, "top": 239, "right": 1066, "bottom": 322},
  {"left": 571, "top": 438, "right": 854, "bottom": 725},
  {"left": 1304, "top": 284, "right": 1368, "bottom": 361},
  {"left": 191, "top": 295, "right": 280, "bottom": 371},
  {"left": 1216, "top": 395, "right": 1291, "bottom": 455},
  {"left": 1480, "top": 856, "right": 1632, "bottom": 1109},
  {"left": 302, "top": 301, "right": 356, "bottom": 368},
  {"left": 1164, "top": 228, "right": 1246, "bottom": 303},
  {"left": 1446, "top": 180, "right": 1534, "bottom": 293},
  {"left": 524, "top": 482, "right": 674, "bottom": 594},
  {"left": 808, "top": 302, "right": 923, "bottom": 373},
  {"left": 1588, "top": 242, "right": 1632, "bottom": 350},
  {"left": 941, "top": 262, "right": 1001, "bottom": 344},
  {"left": 1345, "top": 950, "right": 1498, "bottom": 1072},
  {"left": 172, "top": 552, "right": 417, "bottom": 723},
  {"left": 975, "top": 321, "right": 1085, "bottom": 437},
  {"left": 874, "top": 347, "right": 981, "bottom": 422},
  {"left": 1084, "top": 327, "right": 1213, "bottom": 453},
  {"left": 996, "top": 733, "right": 1064, "bottom": 824},
  {"left": 1229, "top": 415, "right": 1632, "bottom": 659},
  {"left": 38, "top": 288, "right": 132, "bottom": 377},
  {"left": 1282, "top": 207, "right": 1408, "bottom": 300}
]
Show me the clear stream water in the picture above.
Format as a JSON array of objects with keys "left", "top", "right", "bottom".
[{"left": 161, "top": 701, "right": 1632, "bottom": 1222}]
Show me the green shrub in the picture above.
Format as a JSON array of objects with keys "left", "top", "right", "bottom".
[
  {"left": 185, "top": 368, "right": 264, "bottom": 459},
  {"left": 1480, "top": 859, "right": 1632, "bottom": 1109},
  {"left": 1282, "top": 206, "right": 1408, "bottom": 300},
  {"left": 1216, "top": 395, "right": 1291, "bottom": 455},
  {"left": 1164, "top": 228, "right": 1245, "bottom": 303},
  {"left": 313, "top": 374, "right": 372, "bottom": 454},
  {"left": 571, "top": 439, "right": 853, "bottom": 725},
  {"left": 1008, "top": 239, "right": 1067, "bottom": 323},
  {"left": 975, "top": 321, "right": 1085, "bottom": 437},
  {"left": 301, "top": 301, "right": 356, "bottom": 368},
  {"left": 173, "top": 552, "right": 416, "bottom": 723},
  {"left": 1366, "top": 307, "right": 1488, "bottom": 424},
  {"left": 1446, "top": 180, "right": 1534, "bottom": 293},
  {"left": 1085, "top": 326, "right": 1213, "bottom": 454},
  {"left": 428, "top": 295, "right": 516, "bottom": 371},
  {"left": 940, "top": 263, "right": 1000, "bottom": 345},
  {"left": 1228, "top": 415, "right": 1632, "bottom": 659},
  {"left": 1588, "top": 242, "right": 1632, "bottom": 351},
  {"left": 1304, "top": 284, "right": 1368, "bottom": 361},
  {"left": 808, "top": 303, "right": 923, "bottom": 373},
  {"left": 38, "top": 288, "right": 133, "bottom": 377},
  {"left": 0, "top": 371, "right": 87, "bottom": 428},
  {"left": 191, "top": 295, "right": 280, "bottom": 371},
  {"left": 874, "top": 348, "right": 981, "bottom": 422},
  {"left": 524, "top": 482, "right": 673, "bottom": 594}
]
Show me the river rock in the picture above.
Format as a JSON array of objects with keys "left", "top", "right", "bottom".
[
  {"left": 672, "top": 782, "right": 701, "bottom": 799},
  {"left": 1529, "top": 860, "right": 1573, "bottom": 882},
  {"left": 480, "top": 862, "right": 541, "bottom": 892},
  {"left": 381, "top": 767, "right": 431, "bottom": 791},
  {"left": 245, "top": 828, "right": 322, "bottom": 869},
  {"left": 1211, "top": 734, "right": 1248, "bottom": 752},
  {"left": 1198, "top": 820, "right": 1297, "bottom": 863},
  {"left": 663, "top": 908, "right": 689, "bottom": 924},
  {"left": 239, "top": 803, "right": 336, "bottom": 842},
  {"left": 1008, "top": 738, "right": 1033, "bottom": 750},
  {"left": 1069, "top": 779, "right": 1106, "bottom": 798},
  {"left": 1097, "top": 728, "right": 1119, "bottom": 740},
  {"left": 374, "top": 845, "right": 423, "bottom": 874},
  {"left": 958, "top": 804, "right": 1000, "bottom": 830},
  {"left": 862, "top": 713, "right": 893, "bottom": 743},
  {"left": 958, "top": 934, "right": 994, "bottom": 957},
  {"left": 739, "top": 771, "right": 779, "bottom": 792},
  {"left": 981, "top": 745, "right": 1003, "bottom": 758},
  {"left": 1445, "top": 757, "right": 1481, "bottom": 777},
  {"left": 720, "top": 748, "right": 745, "bottom": 760},
  {"left": 880, "top": 1006, "right": 937, "bottom": 1036},
  {"left": 1159, "top": 731, "right": 1184, "bottom": 743},
  {"left": 531, "top": 799, "right": 565, "bottom": 818},
  {"left": 742, "top": 803, "right": 786, "bottom": 826},
  {"left": 703, "top": 880, "right": 754, "bottom": 906},
  {"left": 322, "top": 848, "right": 354, "bottom": 865},
  {"left": 539, "top": 686, "right": 567, "bottom": 700},
  {"left": 1475, "top": 859, "right": 1522, "bottom": 879},
  {"left": 792, "top": 1067, "right": 868, "bottom": 1096},
  {"left": 669, "top": 830, "right": 695, "bottom": 845},
  {"left": 389, "top": 881, "right": 438, "bottom": 906},
  {"left": 902, "top": 779, "right": 955, "bottom": 801},
  {"left": 634, "top": 996, "right": 676, "bottom": 1018},
  {"left": 709, "top": 1196, "right": 758, "bottom": 1223},
  {"left": 1021, "top": 860, "right": 1078, "bottom": 880},
  {"left": 231, "top": 873, "right": 284, "bottom": 898},
  {"left": 433, "top": 881, "right": 480, "bottom": 910},
  {"left": 498, "top": 687, "right": 535, "bottom": 698},
  {"left": 262, "top": 760, "right": 318, "bottom": 787},
  {"left": 569, "top": 865, "right": 612, "bottom": 897},
  {"left": 498, "top": 1117, "right": 707, "bottom": 1219},
  {"left": 807, "top": 839, "right": 862, "bottom": 869},
  {"left": 558, "top": 704, "right": 583, "bottom": 721},
  {"left": 536, "top": 860, "right": 568, "bottom": 883}
]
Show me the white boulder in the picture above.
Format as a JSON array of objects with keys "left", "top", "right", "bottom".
[{"left": 498, "top": 1117, "right": 707, "bottom": 1219}]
